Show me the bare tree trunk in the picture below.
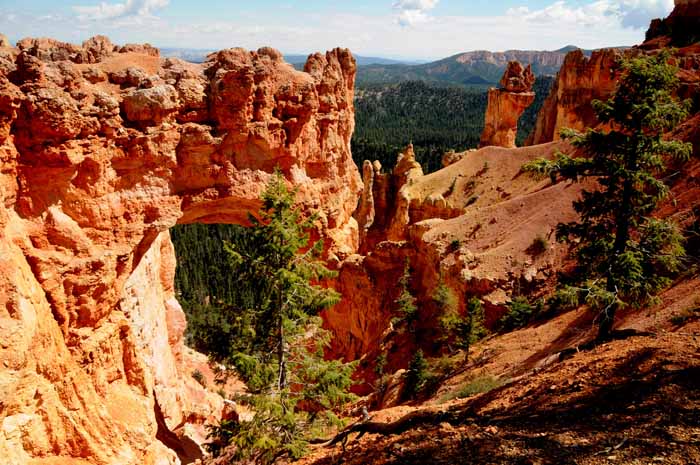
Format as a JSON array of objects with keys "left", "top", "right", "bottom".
[
  {"left": 277, "top": 314, "right": 287, "bottom": 391},
  {"left": 600, "top": 153, "right": 636, "bottom": 341}
]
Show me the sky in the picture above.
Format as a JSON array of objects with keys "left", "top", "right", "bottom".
[{"left": 0, "top": 0, "right": 676, "bottom": 60}]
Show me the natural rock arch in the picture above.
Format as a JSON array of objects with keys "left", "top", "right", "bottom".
[{"left": 0, "top": 36, "right": 360, "bottom": 465}]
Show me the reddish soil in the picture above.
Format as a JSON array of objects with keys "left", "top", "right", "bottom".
[{"left": 296, "top": 276, "right": 700, "bottom": 465}]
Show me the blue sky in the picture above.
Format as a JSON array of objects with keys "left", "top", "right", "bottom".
[{"left": 0, "top": 0, "right": 675, "bottom": 60}]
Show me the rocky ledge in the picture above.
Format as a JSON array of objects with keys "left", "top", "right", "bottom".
[{"left": 0, "top": 35, "right": 360, "bottom": 465}]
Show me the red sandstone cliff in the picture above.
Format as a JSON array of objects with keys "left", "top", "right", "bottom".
[
  {"left": 527, "top": 1, "right": 700, "bottom": 147},
  {"left": 480, "top": 61, "right": 535, "bottom": 148},
  {"left": 0, "top": 35, "right": 360, "bottom": 465},
  {"left": 646, "top": 0, "right": 700, "bottom": 47},
  {"left": 525, "top": 48, "right": 621, "bottom": 146}
]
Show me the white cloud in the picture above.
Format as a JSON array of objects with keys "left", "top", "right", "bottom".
[
  {"left": 507, "top": 0, "right": 673, "bottom": 30},
  {"left": 73, "top": 0, "right": 169, "bottom": 21},
  {"left": 396, "top": 9, "right": 430, "bottom": 26},
  {"left": 618, "top": 0, "right": 674, "bottom": 28},
  {"left": 1, "top": 0, "right": 672, "bottom": 61},
  {"left": 393, "top": 0, "right": 438, "bottom": 27},
  {"left": 392, "top": 0, "right": 439, "bottom": 9}
]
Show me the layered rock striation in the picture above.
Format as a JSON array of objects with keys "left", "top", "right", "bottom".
[
  {"left": 528, "top": 0, "right": 700, "bottom": 148},
  {"left": 525, "top": 48, "right": 621, "bottom": 146},
  {"left": 0, "top": 35, "right": 360, "bottom": 465},
  {"left": 479, "top": 61, "right": 535, "bottom": 148}
]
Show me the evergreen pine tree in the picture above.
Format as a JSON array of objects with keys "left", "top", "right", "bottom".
[
  {"left": 393, "top": 260, "right": 418, "bottom": 330},
  {"left": 435, "top": 280, "right": 487, "bottom": 360},
  {"left": 206, "top": 171, "right": 355, "bottom": 463},
  {"left": 403, "top": 349, "right": 429, "bottom": 400},
  {"left": 523, "top": 51, "right": 692, "bottom": 339}
]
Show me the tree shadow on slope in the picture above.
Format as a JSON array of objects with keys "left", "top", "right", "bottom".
[
  {"left": 310, "top": 345, "right": 700, "bottom": 465},
  {"left": 514, "top": 308, "right": 597, "bottom": 375}
]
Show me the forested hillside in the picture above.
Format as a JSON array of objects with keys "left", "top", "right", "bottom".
[
  {"left": 352, "top": 81, "right": 486, "bottom": 173},
  {"left": 352, "top": 77, "right": 554, "bottom": 172},
  {"left": 172, "top": 77, "right": 553, "bottom": 324},
  {"left": 170, "top": 224, "right": 250, "bottom": 346}
]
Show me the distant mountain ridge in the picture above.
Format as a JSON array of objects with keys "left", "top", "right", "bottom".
[
  {"left": 356, "top": 46, "right": 600, "bottom": 86},
  {"left": 160, "top": 45, "right": 626, "bottom": 88},
  {"left": 285, "top": 54, "right": 423, "bottom": 66},
  {"left": 160, "top": 47, "right": 420, "bottom": 66}
]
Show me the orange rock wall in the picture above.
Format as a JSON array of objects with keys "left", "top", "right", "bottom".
[
  {"left": 480, "top": 89, "right": 535, "bottom": 148},
  {"left": 0, "top": 36, "right": 360, "bottom": 465},
  {"left": 526, "top": 49, "right": 620, "bottom": 145},
  {"left": 480, "top": 61, "right": 536, "bottom": 148}
]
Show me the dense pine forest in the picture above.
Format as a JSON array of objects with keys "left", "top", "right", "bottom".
[
  {"left": 170, "top": 223, "right": 250, "bottom": 348},
  {"left": 352, "top": 77, "right": 553, "bottom": 172},
  {"left": 352, "top": 81, "right": 487, "bottom": 173},
  {"left": 173, "top": 77, "right": 554, "bottom": 324}
]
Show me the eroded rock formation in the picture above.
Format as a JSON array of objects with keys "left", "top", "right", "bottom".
[
  {"left": 353, "top": 144, "right": 463, "bottom": 253},
  {"left": 330, "top": 141, "right": 587, "bottom": 394},
  {"left": 0, "top": 36, "right": 360, "bottom": 465},
  {"left": 479, "top": 61, "right": 535, "bottom": 148},
  {"left": 528, "top": 0, "right": 700, "bottom": 148},
  {"left": 646, "top": 0, "right": 700, "bottom": 47},
  {"left": 525, "top": 49, "right": 620, "bottom": 146}
]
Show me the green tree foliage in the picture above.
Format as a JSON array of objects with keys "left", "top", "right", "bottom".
[
  {"left": 403, "top": 349, "right": 429, "bottom": 400},
  {"left": 352, "top": 78, "right": 553, "bottom": 174},
  {"left": 393, "top": 260, "right": 418, "bottom": 330},
  {"left": 499, "top": 296, "right": 540, "bottom": 331},
  {"left": 170, "top": 223, "right": 247, "bottom": 306},
  {"left": 436, "top": 284, "right": 487, "bottom": 359},
  {"left": 170, "top": 223, "right": 254, "bottom": 353},
  {"left": 202, "top": 172, "right": 355, "bottom": 463},
  {"left": 523, "top": 51, "right": 692, "bottom": 339}
]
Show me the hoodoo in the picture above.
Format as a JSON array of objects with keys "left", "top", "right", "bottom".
[{"left": 479, "top": 61, "right": 535, "bottom": 148}]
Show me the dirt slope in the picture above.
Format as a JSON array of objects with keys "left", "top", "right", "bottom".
[{"left": 300, "top": 275, "right": 700, "bottom": 465}]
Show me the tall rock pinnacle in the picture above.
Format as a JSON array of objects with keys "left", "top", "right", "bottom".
[{"left": 479, "top": 61, "right": 536, "bottom": 148}]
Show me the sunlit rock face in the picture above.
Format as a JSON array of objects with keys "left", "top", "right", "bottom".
[
  {"left": 529, "top": 0, "right": 700, "bottom": 148},
  {"left": 525, "top": 48, "right": 621, "bottom": 146},
  {"left": 0, "top": 35, "right": 360, "bottom": 465},
  {"left": 479, "top": 61, "right": 535, "bottom": 149}
]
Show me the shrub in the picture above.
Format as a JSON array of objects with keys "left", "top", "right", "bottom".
[
  {"left": 394, "top": 260, "right": 418, "bottom": 330},
  {"left": 192, "top": 369, "right": 207, "bottom": 388},
  {"left": 478, "top": 161, "right": 490, "bottom": 176},
  {"left": 403, "top": 349, "right": 429, "bottom": 400},
  {"left": 528, "top": 234, "right": 549, "bottom": 255},
  {"left": 438, "top": 290, "right": 487, "bottom": 360},
  {"left": 546, "top": 286, "right": 581, "bottom": 313},
  {"left": 442, "top": 376, "right": 504, "bottom": 401},
  {"left": 499, "top": 296, "right": 537, "bottom": 331},
  {"left": 374, "top": 352, "right": 388, "bottom": 376}
]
